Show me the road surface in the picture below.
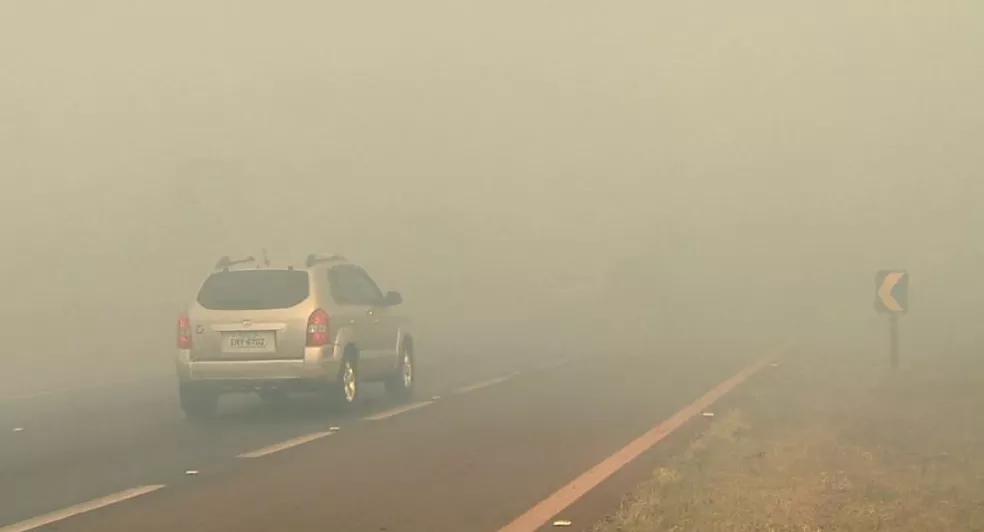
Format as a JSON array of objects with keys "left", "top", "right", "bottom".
[{"left": 0, "top": 341, "right": 769, "bottom": 531}]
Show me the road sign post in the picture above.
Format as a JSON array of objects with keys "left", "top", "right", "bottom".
[
  {"left": 889, "top": 312, "right": 899, "bottom": 368},
  {"left": 875, "top": 270, "right": 908, "bottom": 369}
]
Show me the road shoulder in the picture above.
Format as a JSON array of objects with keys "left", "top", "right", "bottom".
[{"left": 592, "top": 345, "right": 984, "bottom": 531}]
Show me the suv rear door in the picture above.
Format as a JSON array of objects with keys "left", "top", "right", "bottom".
[
  {"left": 190, "top": 269, "right": 313, "bottom": 361},
  {"left": 327, "top": 264, "right": 393, "bottom": 377}
]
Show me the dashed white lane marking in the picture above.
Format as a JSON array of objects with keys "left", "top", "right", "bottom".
[
  {"left": 364, "top": 400, "right": 434, "bottom": 421},
  {"left": 498, "top": 340, "right": 795, "bottom": 532},
  {"left": 452, "top": 372, "right": 520, "bottom": 395},
  {"left": 237, "top": 431, "right": 335, "bottom": 459},
  {"left": 0, "top": 485, "right": 166, "bottom": 532}
]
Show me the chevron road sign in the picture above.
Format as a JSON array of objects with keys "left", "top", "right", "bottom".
[{"left": 875, "top": 270, "right": 908, "bottom": 314}]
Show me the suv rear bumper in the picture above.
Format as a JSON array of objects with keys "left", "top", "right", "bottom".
[{"left": 176, "top": 349, "right": 341, "bottom": 386}]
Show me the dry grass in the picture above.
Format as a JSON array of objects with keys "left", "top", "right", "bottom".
[{"left": 594, "top": 348, "right": 984, "bottom": 532}]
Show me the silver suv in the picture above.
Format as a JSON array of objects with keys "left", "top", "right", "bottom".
[{"left": 175, "top": 253, "right": 414, "bottom": 419}]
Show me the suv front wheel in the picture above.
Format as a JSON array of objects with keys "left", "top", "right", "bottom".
[{"left": 385, "top": 345, "right": 415, "bottom": 401}]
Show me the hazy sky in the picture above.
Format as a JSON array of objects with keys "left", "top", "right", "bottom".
[{"left": 1, "top": 1, "right": 982, "bottom": 352}]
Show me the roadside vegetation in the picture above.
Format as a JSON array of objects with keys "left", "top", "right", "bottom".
[{"left": 594, "top": 343, "right": 984, "bottom": 531}]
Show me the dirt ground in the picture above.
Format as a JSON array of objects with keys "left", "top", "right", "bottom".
[{"left": 593, "top": 342, "right": 984, "bottom": 532}]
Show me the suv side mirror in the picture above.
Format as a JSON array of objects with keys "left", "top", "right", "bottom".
[{"left": 383, "top": 291, "right": 403, "bottom": 306}]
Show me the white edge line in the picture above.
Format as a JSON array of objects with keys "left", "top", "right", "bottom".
[
  {"left": 498, "top": 340, "right": 796, "bottom": 532},
  {"left": 452, "top": 373, "right": 518, "bottom": 395},
  {"left": 237, "top": 431, "right": 335, "bottom": 459},
  {"left": 364, "top": 400, "right": 434, "bottom": 421},
  {"left": 0, "top": 485, "right": 166, "bottom": 532}
]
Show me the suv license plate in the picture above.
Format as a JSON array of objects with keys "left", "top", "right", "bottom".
[{"left": 224, "top": 331, "right": 276, "bottom": 353}]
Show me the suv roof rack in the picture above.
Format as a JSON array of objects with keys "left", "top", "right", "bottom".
[
  {"left": 215, "top": 255, "right": 256, "bottom": 271},
  {"left": 305, "top": 253, "right": 346, "bottom": 268}
]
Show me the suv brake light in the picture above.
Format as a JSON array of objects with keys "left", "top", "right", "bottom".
[
  {"left": 307, "top": 308, "right": 331, "bottom": 347},
  {"left": 177, "top": 313, "right": 193, "bottom": 349}
]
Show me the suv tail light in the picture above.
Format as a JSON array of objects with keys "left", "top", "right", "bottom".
[
  {"left": 307, "top": 308, "right": 331, "bottom": 347},
  {"left": 177, "top": 313, "right": 193, "bottom": 349}
]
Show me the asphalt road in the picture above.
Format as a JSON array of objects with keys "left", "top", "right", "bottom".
[{"left": 0, "top": 341, "right": 765, "bottom": 531}]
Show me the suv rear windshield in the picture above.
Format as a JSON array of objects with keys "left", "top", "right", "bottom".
[{"left": 196, "top": 270, "right": 310, "bottom": 310}]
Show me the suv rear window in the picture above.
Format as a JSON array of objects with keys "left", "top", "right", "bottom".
[{"left": 196, "top": 270, "right": 310, "bottom": 310}]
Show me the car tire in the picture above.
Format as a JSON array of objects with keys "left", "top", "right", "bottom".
[
  {"left": 329, "top": 354, "right": 360, "bottom": 410},
  {"left": 180, "top": 384, "right": 219, "bottom": 420},
  {"left": 385, "top": 344, "right": 415, "bottom": 402}
]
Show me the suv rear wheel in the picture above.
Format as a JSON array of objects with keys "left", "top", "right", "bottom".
[
  {"left": 329, "top": 354, "right": 360, "bottom": 409},
  {"left": 180, "top": 384, "right": 219, "bottom": 420}
]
